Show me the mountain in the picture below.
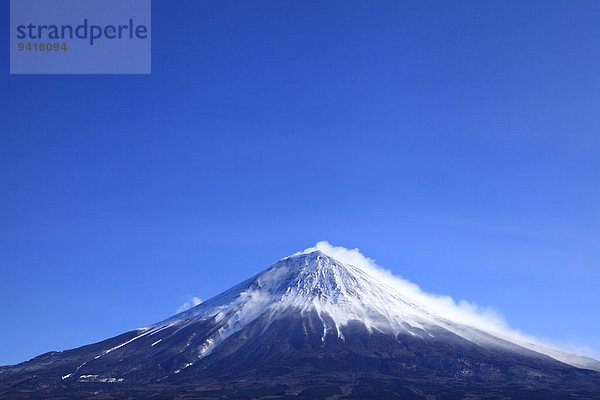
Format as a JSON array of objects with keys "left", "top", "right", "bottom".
[{"left": 1, "top": 246, "right": 600, "bottom": 399}]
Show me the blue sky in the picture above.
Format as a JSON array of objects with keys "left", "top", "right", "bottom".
[{"left": 1, "top": 1, "right": 599, "bottom": 365}]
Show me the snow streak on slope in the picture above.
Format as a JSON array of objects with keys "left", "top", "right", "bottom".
[{"left": 150, "top": 242, "right": 598, "bottom": 371}]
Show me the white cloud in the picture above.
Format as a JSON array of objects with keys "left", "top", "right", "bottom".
[
  {"left": 299, "top": 241, "right": 508, "bottom": 330},
  {"left": 298, "top": 241, "right": 378, "bottom": 271},
  {"left": 297, "top": 241, "right": 598, "bottom": 369},
  {"left": 176, "top": 296, "right": 203, "bottom": 314}
]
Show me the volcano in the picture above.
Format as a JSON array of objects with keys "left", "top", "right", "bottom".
[{"left": 1, "top": 246, "right": 599, "bottom": 399}]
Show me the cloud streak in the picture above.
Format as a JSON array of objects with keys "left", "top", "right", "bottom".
[
  {"left": 176, "top": 296, "right": 203, "bottom": 314},
  {"left": 298, "top": 241, "right": 599, "bottom": 370}
]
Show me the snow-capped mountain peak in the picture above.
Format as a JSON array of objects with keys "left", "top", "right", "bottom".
[{"left": 150, "top": 246, "right": 598, "bottom": 371}]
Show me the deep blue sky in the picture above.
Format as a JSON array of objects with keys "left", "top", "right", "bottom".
[{"left": 1, "top": 1, "right": 599, "bottom": 365}]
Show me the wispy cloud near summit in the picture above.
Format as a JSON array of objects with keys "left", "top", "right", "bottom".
[
  {"left": 296, "top": 241, "right": 599, "bottom": 368},
  {"left": 176, "top": 296, "right": 203, "bottom": 314}
]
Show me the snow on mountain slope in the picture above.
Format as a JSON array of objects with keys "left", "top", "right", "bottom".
[{"left": 139, "top": 242, "right": 599, "bottom": 371}]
